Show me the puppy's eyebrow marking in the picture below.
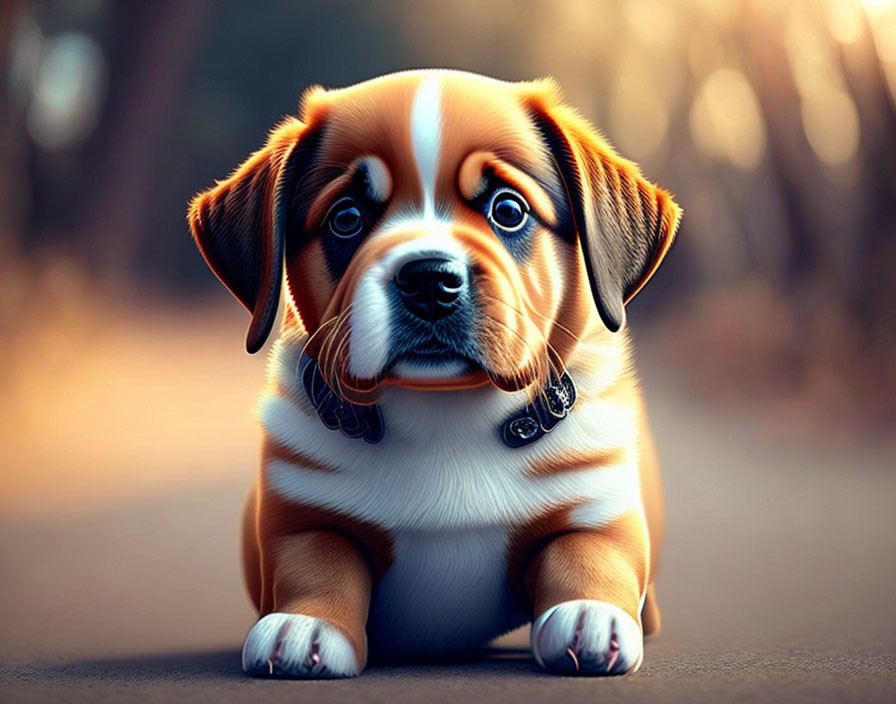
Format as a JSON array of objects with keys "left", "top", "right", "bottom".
[
  {"left": 360, "top": 155, "right": 392, "bottom": 203},
  {"left": 458, "top": 152, "right": 557, "bottom": 227},
  {"left": 303, "top": 155, "right": 392, "bottom": 229},
  {"left": 411, "top": 75, "right": 441, "bottom": 222}
]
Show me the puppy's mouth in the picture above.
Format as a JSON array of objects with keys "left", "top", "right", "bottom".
[{"left": 386, "top": 337, "right": 483, "bottom": 382}]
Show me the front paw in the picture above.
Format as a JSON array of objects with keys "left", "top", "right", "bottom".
[
  {"left": 531, "top": 599, "right": 643, "bottom": 676},
  {"left": 242, "top": 613, "right": 361, "bottom": 678}
]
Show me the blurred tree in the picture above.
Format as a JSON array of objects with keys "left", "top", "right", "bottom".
[
  {"left": 2, "top": 0, "right": 894, "bottom": 428},
  {"left": 77, "top": 1, "right": 211, "bottom": 286}
]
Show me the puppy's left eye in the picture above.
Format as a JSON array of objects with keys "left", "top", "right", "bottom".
[
  {"left": 327, "top": 197, "right": 364, "bottom": 238},
  {"left": 487, "top": 188, "right": 529, "bottom": 233}
]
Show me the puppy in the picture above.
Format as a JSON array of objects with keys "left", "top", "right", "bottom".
[{"left": 188, "top": 69, "right": 681, "bottom": 678}]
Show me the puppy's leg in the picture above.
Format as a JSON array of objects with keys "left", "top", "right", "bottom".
[
  {"left": 242, "top": 530, "right": 372, "bottom": 678},
  {"left": 527, "top": 511, "right": 648, "bottom": 676},
  {"left": 241, "top": 484, "right": 262, "bottom": 611},
  {"left": 641, "top": 582, "right": 661, "bottom": 636}
]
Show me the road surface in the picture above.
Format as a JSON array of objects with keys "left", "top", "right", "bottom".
[{"left": 2, "top": 362, "right": 894, "bottom": 702}]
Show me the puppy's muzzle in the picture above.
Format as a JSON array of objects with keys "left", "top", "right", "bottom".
[{"left": 394, "top": 257, "right": 467, "bottom": 322}]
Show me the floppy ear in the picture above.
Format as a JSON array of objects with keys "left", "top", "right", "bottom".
[
  {"left": 529, "top": 101, "right": 682, "bottom": 332},
  {"left": 187, "top": 117, "right": 316, "bottom": 353}
]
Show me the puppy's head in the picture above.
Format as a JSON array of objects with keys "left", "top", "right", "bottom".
[{"left": 188, "top": 70, "right": 681, "bottom": 402}]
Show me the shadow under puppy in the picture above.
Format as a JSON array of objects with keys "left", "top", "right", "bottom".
[{"left": 188, "top": 69, "right": 681, "bottom": 678}]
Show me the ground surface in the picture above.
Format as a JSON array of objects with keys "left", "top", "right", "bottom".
[{"left": 1, "top": 332, "right": 895, "bottom": 703}]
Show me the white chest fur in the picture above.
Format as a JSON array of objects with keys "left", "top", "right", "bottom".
[
  {"left": 256, "top": 339, "right": 642, "bottom": 653},
  {"left": 366, "top": 525, "right": 528, "bottom": 656}
]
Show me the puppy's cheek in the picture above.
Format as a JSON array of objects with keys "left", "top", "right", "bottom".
[
  {"left": 286, "top": 239, "right": 335, "bottom": 332},
  {"left": 346, "top": 265, "right": 392, "bottom": 381},
  {"left": 470, "top": 281, "right": 540, "bottom": 391},
  {"left": 474, "top": 310, "right": 542, "bottom": 392}
]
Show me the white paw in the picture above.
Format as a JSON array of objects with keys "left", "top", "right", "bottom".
[
  {"left": 531, "top": 599, "right": 643, "bottom": 676},
  {"left": 242, "top": 613, "right": 361, "bottom": 678}
]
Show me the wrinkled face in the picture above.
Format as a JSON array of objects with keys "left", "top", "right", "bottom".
[
  {"left": 188, "top": 70, "right": 681, "bottom": 403},
  {"left": 287, "top": 72, "right": 591, "bottom": 400}
]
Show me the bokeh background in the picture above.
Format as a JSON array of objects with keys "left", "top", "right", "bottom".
[
  {"left": 3, "top": 0, "right": 896, "bottom": 518},
  {"left": 1, "top": 1, "right": 895, "bottom": 700}
]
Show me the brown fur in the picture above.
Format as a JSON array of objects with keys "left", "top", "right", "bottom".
[
  {"left": 512, "top": 368, "right": 663, "bottom": 633},
  {"left": 262, "top": 529, "right": 372, "bottom": 668},
  {"left": 189, "top": 71, "right": 680, "bottom": 673},
  {"left": 526, "top": 510, "right": 649, "bottom": 626},
  {"left": 525, "top": 447, "right": 627, "bottom": 478},
  {"left": 241, "top": 476, "right": 395, "bottom": 669}
]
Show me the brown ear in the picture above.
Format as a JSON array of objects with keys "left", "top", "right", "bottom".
[
  {"left": 528, "top": 101, "right": 682, "bottom": 332},
  {"left": 187, "top": 117, "right": 316, "bottom": 352}
]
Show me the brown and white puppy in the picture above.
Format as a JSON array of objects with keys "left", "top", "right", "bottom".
[{"left": 188, "top": 69, "right": 681, "bottom": 678}]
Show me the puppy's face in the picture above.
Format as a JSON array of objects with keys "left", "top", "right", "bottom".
[{"left": 189, "top": 71, "right": 681, "bottom": 401}]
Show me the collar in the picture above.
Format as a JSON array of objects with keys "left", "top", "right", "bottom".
[
  {"left": 299, "top": 354, "right": 576, "bottom": 448},
  {"left": 300, "top": 355, "right": 384, "bottom": 444},
  {"left": 499, "top": 370, "right": 577, "bottom": 448}
]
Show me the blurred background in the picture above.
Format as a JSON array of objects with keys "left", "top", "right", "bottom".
[
  {"left": 5, "top": 0, "right": 895, "bottom": 521},
  {"left": 1, "top": 1, "right": 896, "bottom": 688}
]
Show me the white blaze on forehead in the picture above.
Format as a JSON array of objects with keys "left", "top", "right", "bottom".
[
  {"left": 410, "top": 75, "right": 442, "bottom": 221},
  {"left": 346, "top": 76, "right": 457, "bottom": 381}
]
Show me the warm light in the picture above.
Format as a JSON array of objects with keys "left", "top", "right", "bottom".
[
  {"left": 689, "top": 68, "right": 767, "bottom": 170},
  {"left": 609, "top": 55, "right": 670, "bottom": 161},
  {"left": 825, "top": 0, "right": 864, "bottom": 44},
  {"left": 557, "top": 0, "right": 611, "bottom": 42},
  {"left": 871, "top": 11, "right": 896, "bottom": 100},
  {"left": 623, "top": 0, "right": 677, "bottom": 49},
  {"left": 868, "top": 3, "right": 896, "bottom": 62},
  {"left": 786, "top": 16, "right": 839, "bottom": 99},
  {"left": 859, "top": 0, "right": 896, "bottom": 17},
  {"left": 691, "top": 0, "right": 739, "bottom": 29},
  {"left": 785, "top": 8, "right": 863, "bottom": 169},
  {"left": 800, "top": 85, "right": 861, "bottom": 166}
]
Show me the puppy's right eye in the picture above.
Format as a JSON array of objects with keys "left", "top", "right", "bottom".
[
  {"left": 327, "top": 197, "right": 364, "bottom": 238},
  {"left": 487, "top": 188, "right": 530, "bottom": 234}
]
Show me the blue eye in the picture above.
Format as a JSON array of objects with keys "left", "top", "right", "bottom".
[
  {"left": 488, "top": 189, "right": 529, "bottom": 233},
  {"left": 328, "top": 198, "right": 363, "bottom": 238}
]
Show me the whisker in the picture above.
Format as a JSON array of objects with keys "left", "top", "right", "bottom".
[
  {"left": 294, "top": 314, "right": 343, "bottom": 383},
  {"left": 319, "top": 304, "right": 355, "bottom": 397},
  {"left": 329, "top": 312, "right": 357, "bottom": 399},
  {"left": 478, "top": 311, "right": 561, "bottom": 406},
  {"left": 477, "top": 291, "right": 586, "bottom": 348},
  {"left": 320, "top": 304, "right": 354, "bottom": 374},
  {"left": 475, "top": 292, "right": 579, "bottom": 396},
  {"left": 479, "top": 302, "right": 568, "bottom": 380}
]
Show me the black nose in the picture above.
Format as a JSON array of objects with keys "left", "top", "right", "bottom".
[{"left": 394, "top": 258, "right": 466, "bottom": 321}]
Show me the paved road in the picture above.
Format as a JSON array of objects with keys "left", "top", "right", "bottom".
[{"left": 2, "top": 379, "right": 895, "bottom": 702}]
